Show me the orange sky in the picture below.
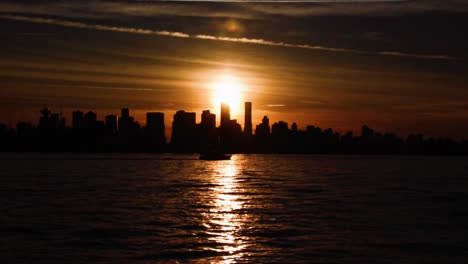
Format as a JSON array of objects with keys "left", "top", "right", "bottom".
[{"left": 1, "top": 3, "right": 468, "bottom": 139}]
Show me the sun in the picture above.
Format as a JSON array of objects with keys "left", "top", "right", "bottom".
[{"left": 210, "top": 73, "right": 244, "bottom": 117}]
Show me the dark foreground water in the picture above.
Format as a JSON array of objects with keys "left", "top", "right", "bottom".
[{"left": 1, "top": 154, "right": 468, "bottom": 263}]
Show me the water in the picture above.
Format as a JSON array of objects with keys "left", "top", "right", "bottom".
[{"left": 1, "top": 154, "right": 468, "bottom": 263}]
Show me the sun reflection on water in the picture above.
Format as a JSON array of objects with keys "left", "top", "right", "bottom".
[{"left": 203, "top": 158, "right": 248, "bottom": 263}]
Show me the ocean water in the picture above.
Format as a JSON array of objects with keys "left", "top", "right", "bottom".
[{"left": 1, "top": 154, "right": 468, "bottom": 263}]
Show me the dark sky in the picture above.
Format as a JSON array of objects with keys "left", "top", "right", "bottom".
[{"left": 1, "top": 0, "right": 468, "bottom": 138}]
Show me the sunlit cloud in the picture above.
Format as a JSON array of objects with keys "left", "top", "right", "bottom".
[
  {"left": 0, "top": 15, "right": 189, "bottom": 38},
  {"left": 0, "top": 14, "right": 457, "bottom": 61}
]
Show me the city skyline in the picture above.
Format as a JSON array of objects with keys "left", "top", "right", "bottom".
[
  {"left": 1, "top": 1, "right": 468, "bottom": 139},
  {"left": 2, "top": 102, "right": 467, "bottom": 154},
  {"left": 1, "top": 101, "right": 277, "bottom": 142}
]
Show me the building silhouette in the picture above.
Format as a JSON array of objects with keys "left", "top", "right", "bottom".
[
  {"left": 39, "top": 108, "right": 65, "bottom": 132},
  {"left": 200, "top": 110, "right": 217, "bottom": 149},
  {"left": 218, "top": 103, "right": 242, "bottom": 151},
  {"left": 118, "top": 108, "right": 134, "bottom": 135},
  {"left": 256, "top": 116, "right": 270, "bottom": 138},
  {"left": 1, "top": 103, "right": 467, "bottom": 155},
  {"left": 220, "top": 103, "right": 230, "bottom": 127},
  {"left": 145, "top": 112, "right": 165, "bottom": 147},
  {"left": 244, "top": 102, "right": 252, "bottom": 136},
  {"left": 72, "top": 111, "right": 84, "bottom": 130},
  {"left": 171, "top": 110, "right": 197, "bottom": 151},
  {"left": 84, "top": 111, "right": 97, "bottom": 130},
  {"left": 105, "top": 114, "right": 118, "bottom": 135}
]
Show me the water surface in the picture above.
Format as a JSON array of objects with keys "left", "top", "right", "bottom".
[{"left": 2, "top": 154, "right": 468, "bottom": 263}]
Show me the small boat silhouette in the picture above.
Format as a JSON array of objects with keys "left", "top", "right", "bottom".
[{"left": 199, "top": 151, "right": 231, "bottom": 160}]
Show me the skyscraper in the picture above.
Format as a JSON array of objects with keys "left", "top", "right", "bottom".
[
  {"left": 171, "top": 110, "right": 197, "bottom": 151},
  {"left": 121, "top": 108, "right": 129, "bottom": 119},
  {"left": 244, "top": 102, "right": 252, "bottom": 135},
  {"left": 105, "top": 114, "right": 118, "bottom": 134},
  {"left": 200, "top": 110, "right": 217, "bottom": 148},
  {"left": 255, "top": 115, "right": 270, "bottom": 138},
  {"left": 201, "top": 110, "right": 216, "bottom": 130},
  {"left": 220, "top": 103, "right": 230, "bottom": 127},
  {"left": 118, "top": 108, "right": 134, "bottom": 134},
  {"left": 146, "top": 112, "right": 165, "bottom": 145},
  {"left": 84, "top": 111, "right": 97, "bottom": 129},
  {"left": 72, "top": 111, "right": 84, "bottom": 130}
]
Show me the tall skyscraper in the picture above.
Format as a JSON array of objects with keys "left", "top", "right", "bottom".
[
  {"left": 146, "top": 112, "right": 165, "bottom": 145},
  {"left": 220, "top": 103, "right": 230, "bottom": 127},
  {"left": 118, "top": 108, "right": 134, "bottom": 134},
  {"left": 84, "top": 111, "right": 97, "bottom": 129},
  {"left": 244, "top": 102, "right": 252, "bottom": 135},
  {"left": 171, "top": 110, "right": 196, "bottom": 150},
  {"left": 105, "top": 114, "right": 118, "bottom": 134},
  {"left": 72, "top": 111, "right": 84, "bottom": 129},
  {"left": 146, "top": 112, "right": 164, "bottom": 130},
  {"left": 201, "top": 110, "right": 216, "bottom": 130},
  {"left": 255, "top": 115, "right": 270, "bottom": 138},
  {"left": 121, "top": 108, "right": 129, "bottom": 119}
]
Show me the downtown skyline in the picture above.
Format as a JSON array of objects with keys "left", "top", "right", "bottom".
[
  {"left": 2, "top": 102, "right": 467, "bottom": 154},
  {"left": 1, "top": 0, "right": 468, "bottom": 139}
]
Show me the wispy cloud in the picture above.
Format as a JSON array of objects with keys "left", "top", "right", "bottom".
[
  {"left": 0, "top": 14, "right": 458, "bottom": 61},
  {"left": 1, "top": 0, "right": 466, "bottom": 19},
  {"left": 0, "top": 15, "right": 189, "bottom": 38}
]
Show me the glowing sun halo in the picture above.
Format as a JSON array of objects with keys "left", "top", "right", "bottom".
[{"left": 211, "top": 74, "right": 244, "bottom": 116}]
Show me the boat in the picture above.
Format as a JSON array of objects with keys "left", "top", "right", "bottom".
[{"left": 199, "top": 151, "right": 231, "bottom": 160}]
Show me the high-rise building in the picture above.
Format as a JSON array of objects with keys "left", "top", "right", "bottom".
[
  {"left": 244, "top": 102, "right": 252, "bottom": 135},
  {"left": 146, "top": 112, "right": 165, "bottom": 144},
  {"left": 121, "top": 108, "right": 130, "bottom": 119},
  {"left": 200, "top": 110, "right": 217, "bottom": 148},
  {"left": 118, "top": 108, "right": 134, "bottom": 134},
  {"left": 84, "top": 111, "right": 97, "bottom": 129},
  {"left": 105, "top": 114, "right": 118, "bottom": 134},
  {"left": 171, "top": 110, "right": 197, "bottom": 150},
  {"left": 201, "top": 110, "right": 216, "bottom": 130},
  {"left": 262, "top": 115, "right": 270, "bottom": 133},
  {"left": 72, "top": 111, "right": 84, "bottom": 129},
  {"left": 220, "top": 103, "right": 230, "bottom": 127},
  {"left": 146, "top": 112, "right": 164, "bottom": 130},
  {"left": 255, "top": 115, "right": 270, "bottom": 138}
]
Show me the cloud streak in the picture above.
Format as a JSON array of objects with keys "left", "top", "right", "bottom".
[
  {"left": 0, "top": 14, "right": 457, "bottom": 61},
  {"left": 1, "top": 0, "right": 467, "bottom": 20},
  {"left": 0, "top": 15, "right": 189, "bottom": 38}
]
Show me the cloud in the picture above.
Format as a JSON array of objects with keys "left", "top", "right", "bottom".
[
  {"left": 1, "top": 0, "right": 467, "bottom": 20},
  {"left": 0, "top": 15, "right": 189, "bottom": 38},
  {"left": 377, "top": 51, "right": 454, "bottom": 60},
  {"left": 0, "top": 14, "right": 458, "bottom": 61}
]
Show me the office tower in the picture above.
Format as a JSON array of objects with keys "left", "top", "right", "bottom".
[
  {"left": 121, "top": 108, "right": 129, "bottom": 119},
  {"left": 118, "top": 108, "right": 134, "bottom": 134},
  {"left": 146, "top": 112, "right": 165, "bottom": 144},
  {"left": 200, "top": 110, "right": 217, "bottom": 148},
  {"left": 72, "top": 111, "right": 84, "bottom": 129},
  {"left": 262, "top": 115, "right": 270, "bottom": 134},
  {"left": 146, "top": 112, "right": 164, "bottom": 131},
  {"left": 201, "top": 110, "right": 216, "bottom": 130},
  {"left": 220, "top": 103, "right": 230, "bottom": 127},
  {"left": 84, "top": 111, "right": 97, "bottom": 129},
  {"left": 255, "top": 115, "right": 270, "bottom": 138},
  {"left": 105, "top": 114, "right": 118, "bottom": 134},
  {"left": 171, "top": 110, "right": 197, "bottom": 150},
  {"left": 244, "top": 102, "right": 252, "bottom": 135}
]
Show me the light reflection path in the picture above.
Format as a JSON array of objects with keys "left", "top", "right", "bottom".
[{"left": 203, "top": 157, "right": 248, "bottom": 263}]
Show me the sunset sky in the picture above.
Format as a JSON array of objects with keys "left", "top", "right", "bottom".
[{"left": 1, "top": 0, "right": 468, "bottom": 138}]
